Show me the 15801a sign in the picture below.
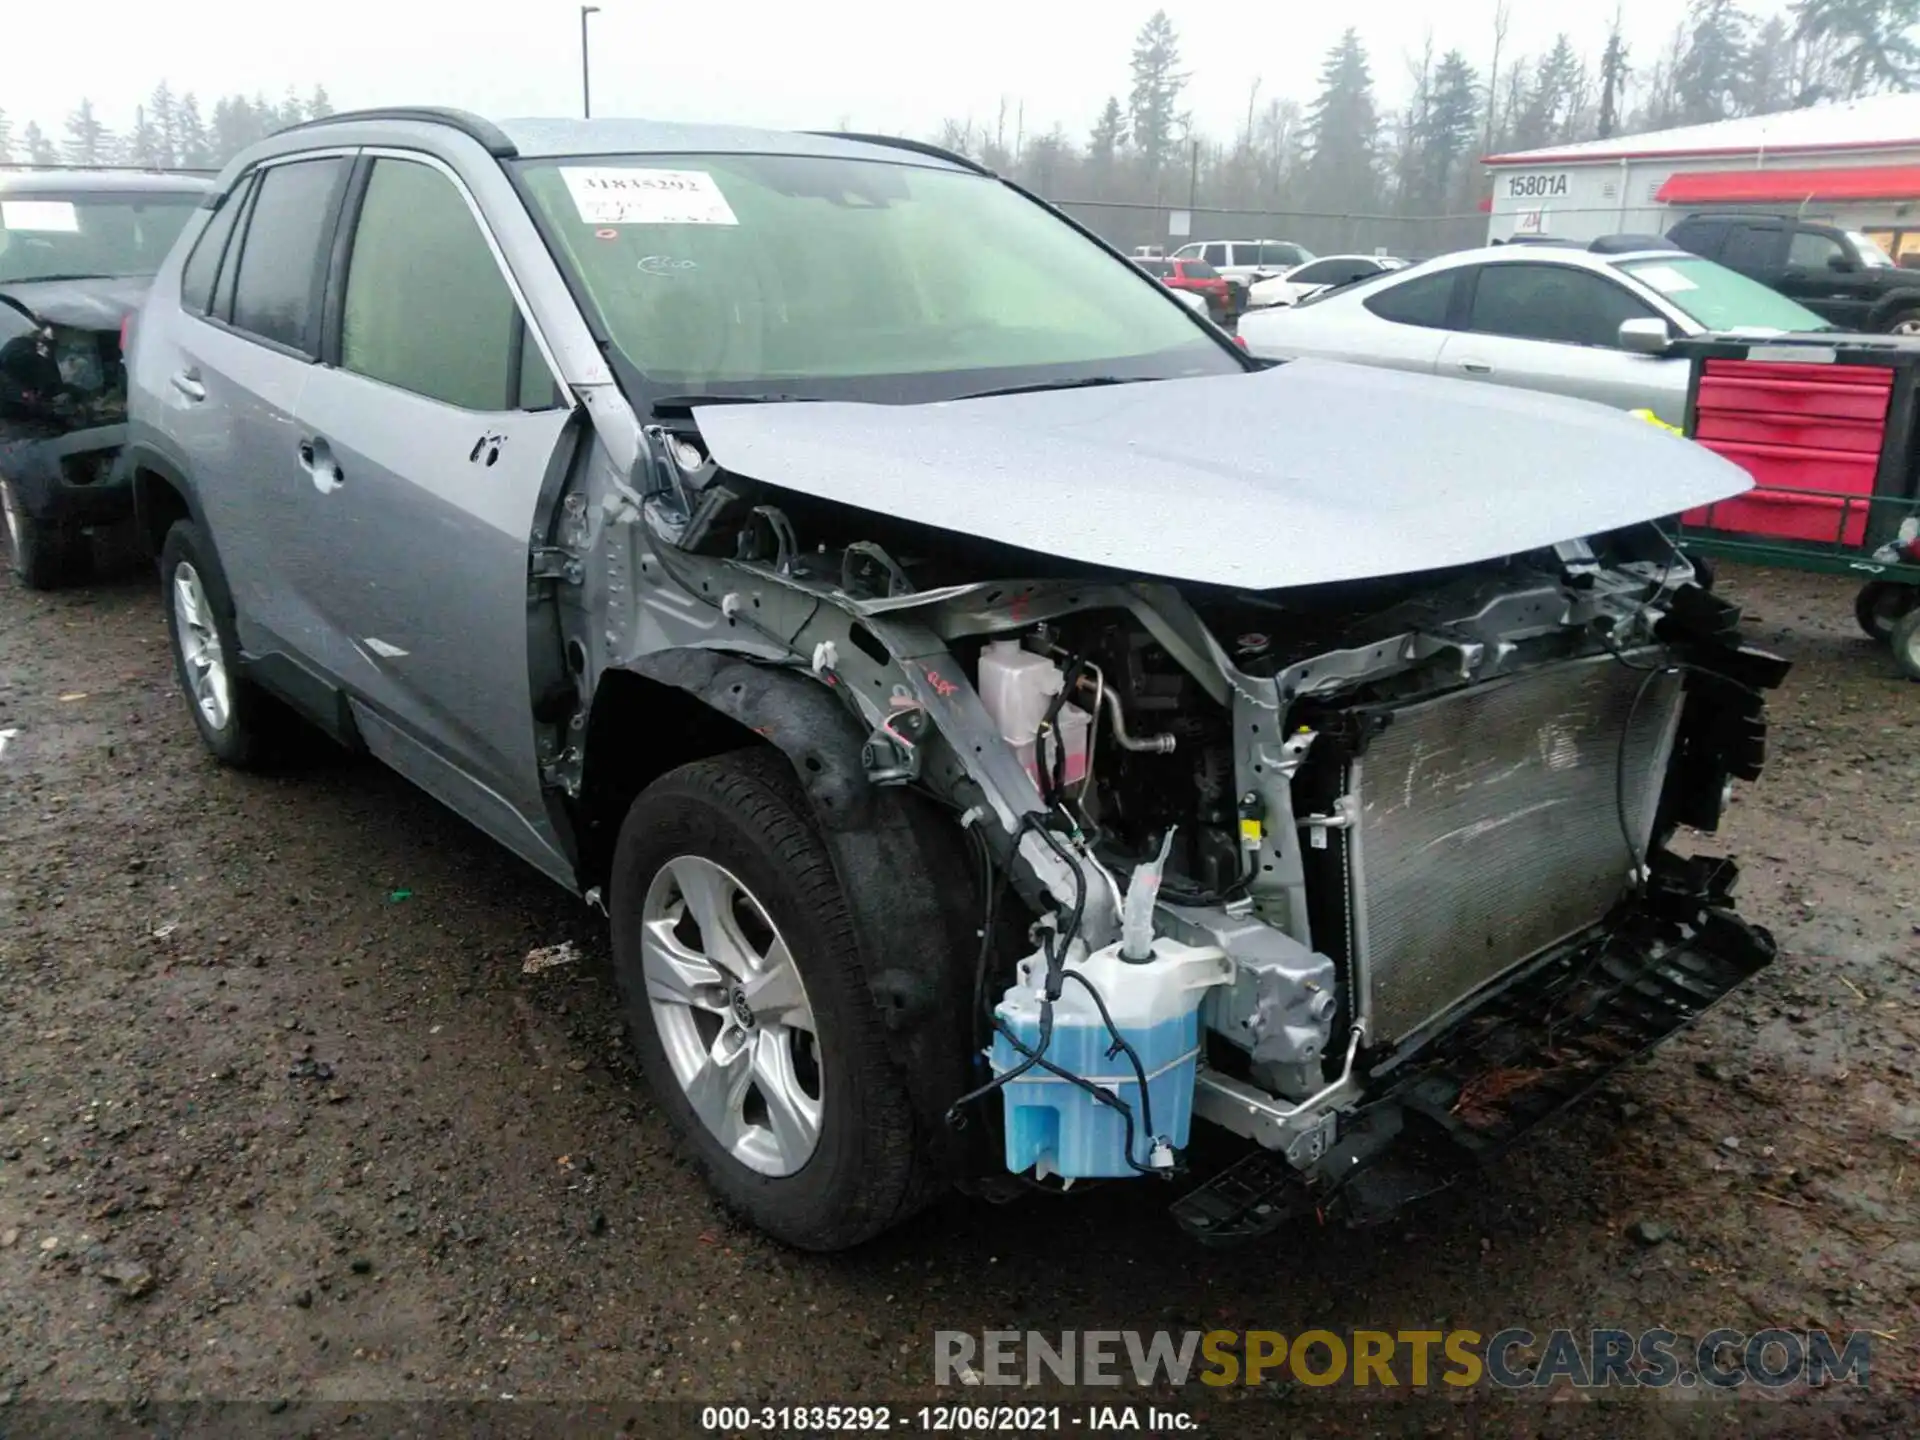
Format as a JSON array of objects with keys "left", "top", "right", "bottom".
[{"left": 1507, "top": 173, "right": 1570, "bottom": 199}]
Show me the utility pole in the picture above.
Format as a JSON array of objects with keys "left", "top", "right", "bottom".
[
  {"left": 580, "top": 5, "right": 601, "bottom": 119},
  {"left": 1188, "top": 139, "right": 1200, "bottom": 211}
]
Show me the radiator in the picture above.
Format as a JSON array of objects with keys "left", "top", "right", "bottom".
[{"left": 1345, "top": 653, "right": 1683, "bottom": 1046}]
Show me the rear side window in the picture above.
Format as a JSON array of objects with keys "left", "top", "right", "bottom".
[
  {"left": 229, "top": 157, "right": 348, "bottom": 353},
  {"left": 1718, "top": 224, "right": 1784, "bottom": 273},
  {"left": 341, "top": 158, "right": 520, "bottom": 411},
  {"left": 1363, "top": 270, "right": 1455, "bottom": 328},
  {"left": 1465, "top": 263, "right": 1656, "bottom": 347},
  {"left": 179, "top": 177, "right": 252, "bottom": 315}
]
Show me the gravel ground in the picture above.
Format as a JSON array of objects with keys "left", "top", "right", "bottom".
[{"left": 1, "top": 554, "right": 1916, "bottom": 1438}]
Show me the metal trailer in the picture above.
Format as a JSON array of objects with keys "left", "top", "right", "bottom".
[{"left": 1668, "top": 332, "right": 1920, "bottom": 679}]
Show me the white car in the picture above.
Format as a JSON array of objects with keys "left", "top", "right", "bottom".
[
  {"left": 1236, "top": 240, "right": 1833, "bottom": 428},
  {"left": 1171, "top": 239, "right": 1314, "bottom": 289},
  {"left": 1249, "top": 254, "right": 1407, "bottom": 309}
]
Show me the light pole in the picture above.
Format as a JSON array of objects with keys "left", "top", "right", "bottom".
[{"left": 580, "top": 5, "right": 601, "bottom": 119}]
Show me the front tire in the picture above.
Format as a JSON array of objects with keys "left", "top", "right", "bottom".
[
  {"left": 1891, "top": 607, "right": 1920, "bottom": 681},
  {"left": 1882, "top": 307, "right": 1920, "bottom": 336},
  {"left": 610, "top": 749, "right": 925, "bottom": 1250},
  {"left": 160, "top": 520, "right": 282, "bottom": 768},
  {"left": 2, "top": 479, "right": 91, "bottom": 590},
  {"left": 1855, "top": 580, "right": 1914, "bottom": 642}
]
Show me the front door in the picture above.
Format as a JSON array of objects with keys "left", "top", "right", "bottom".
[
  {"left": 1783, "top": 228, "right": 1878, "bottom": 330},
  {"left": 294, "top": 152, "right": 580, "bottom": 883}
]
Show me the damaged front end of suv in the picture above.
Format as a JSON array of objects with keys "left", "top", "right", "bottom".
[{"left": 553, "top": 356, "right": 1785, "bottom": 1245}]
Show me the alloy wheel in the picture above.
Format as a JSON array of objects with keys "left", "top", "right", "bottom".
[
  {"left": 641, "top": 855, "right": 822, "bottom": 1176},
  {"left": 171, "top": 560, "right": 232, "bottom": 731}
]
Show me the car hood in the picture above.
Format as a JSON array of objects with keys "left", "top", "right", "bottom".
[
  {"left": 691, "top": 360, "right": 1750, "bottom": 589},
  {"left": 0, "top": 276, "right": 152, "bottom": 332}
]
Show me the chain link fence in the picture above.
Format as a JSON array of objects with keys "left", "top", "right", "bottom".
[{"left": 1048, "top": 199, "right": 1492, "bottom": 261}]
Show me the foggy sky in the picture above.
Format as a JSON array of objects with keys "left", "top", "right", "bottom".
[{"left": 9, "top": 1, "right": 1781, "bottom": 151}]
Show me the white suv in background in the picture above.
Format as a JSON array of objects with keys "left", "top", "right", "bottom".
[{"left": 1171, "top": 239, "right": 1314, "bottom": 289}]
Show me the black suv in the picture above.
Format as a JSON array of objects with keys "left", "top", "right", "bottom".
[{"left": 1666, "top": 212, "right": 1920, "bottom": 334}]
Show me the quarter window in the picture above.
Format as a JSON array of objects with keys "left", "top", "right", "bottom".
[
  {"left": 179, "top": 176, "right": 252, "bottom": 316},
  {"left": 228, "top": 158, "right": 347, "bottom": 352},
  {"left": 1362, "top": 270, "right": 1455, "bottom": 328},
  {"left": 1465, "top": 264, "right": 1656, "bottom": 347},
  {"left": 341, "top": 158, "right": 522, "bottom": 411}
]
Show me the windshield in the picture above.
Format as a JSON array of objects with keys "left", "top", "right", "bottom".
[
  {"left": 513, "top": 152, "right": 1237, "bottom": 404},
  {"left": 0, "top": 193, "right": 201, "bottom": 284},
  {"left": 1619, "top": 256, "right": 1829, "bottom": 333},
  {"left": 1848, "top": 232, "right": 1897, "bottom": 268}
]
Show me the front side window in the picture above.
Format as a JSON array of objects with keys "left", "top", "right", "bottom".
[
  {"left": 229, "top": 158, "right": 348, "bottom": 352},
  {"left": 1181, "top": 260, "right": 1221, "bottom": 280},
  {"left": 1360, "top": 269, "right": 1455, "bottom": 327},
  {"left": 1787, "top": 229, "right": 1849, "bottom": 271},
  {"left": 1618, "top": 257, "right": 1828, "bottom": 333},
  {"left": 341, "top": 159, "right": 522, "bottom": 411},
  {"left": 1465, "top": 263, "right": 1656, "bottom": 347},
  {"left": 513, "top": 152, "right": 1236, "bottom": 403},
  {"left": 1201, "top": 243, "right": 1229, "bottom": 266},
  {"left": 0, "top": 190, "right": 202, "bottom": 284}
]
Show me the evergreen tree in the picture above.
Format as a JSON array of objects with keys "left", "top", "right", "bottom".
[
  {"left": 1089, "top": 95, "right": 1128, "bottom": 172},
  {"left": 64, "top": 99, "right": 112, "bottom": 166},
  {"left": 1597, "top": 17, "right": 1631, "bottom": 138},
  {"left": 176, "top": 94, "right": 212, "bottom": 169},
  {"left": 1127, "top": 10, "right": 1187, "bottom": 176},
  {"left": 309, "top": 85, "right": 335, "bottom": 119},
  {"left": 1791, "top": 0, "right": 1920, "bottom": 94},
  {"left": 1674, "top": 0, "right": 1753, "bottom": 124},
  {"left": 1743, "top": 16, "right": 1798, "bottom": 112},
  {"left": 23, "top": 122, "right": 56, "bottom": 167},
  {"left": 1303, "top": 29, "right": 1380, "bottom": 212},
  {"left": 1513, "top": 37, "right": 1586, "bottom": 149},
  {"left": 149, "top": 81, "right": 180, "bottom": 168},
  {"left": 0, "top": 109, "right": 12, "bottom": 165},
  {"left": 1416, "top": 51, "right": 1480, "bottom": 210},
  {"left": 123, "top": 105, "right": 164, "bottom": 168}
]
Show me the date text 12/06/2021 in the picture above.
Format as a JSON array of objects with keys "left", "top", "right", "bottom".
[{"left": 699, "top": 1406, "right": 1194, "bottom": 1432}]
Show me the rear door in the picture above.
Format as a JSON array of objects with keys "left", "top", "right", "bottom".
[
  {"left": 165, "top": 154, "right": 353, "bottom": 666},
  {"left": 1436, "top": 261, "right": 1687, "bottom": 420},
  {"left": 293, "top": 151, "right": 578, "bottom": 882}
]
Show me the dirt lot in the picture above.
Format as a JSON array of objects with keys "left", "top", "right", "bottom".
[{"left": 1, "top": 554, "right": 1916, "bottom": 1437}]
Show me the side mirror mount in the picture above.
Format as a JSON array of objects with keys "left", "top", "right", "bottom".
[
  {"left": 1619, "top": 317, "right": 1675, "bottom": 355},
  {"left": 1829, "top": 253, "right": 1858, "bottom": 274}
]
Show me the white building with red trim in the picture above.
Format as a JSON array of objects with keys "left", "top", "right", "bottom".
[{"left": 1483, "top": 94, "right": 1920, "bottom": 263}]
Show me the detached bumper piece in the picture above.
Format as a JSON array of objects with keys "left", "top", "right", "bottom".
[{"left": 1170, "top": 856, "right": 1775, "bottom": 1245}]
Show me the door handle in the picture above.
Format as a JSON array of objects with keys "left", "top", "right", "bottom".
[
  {"left": 1458, "top": 360, "right": 1493, "bottom": 375},
  {"left": 297, "top": 437, "right": 345, "bottom": 494},
  {"left": 170, "top": 370, "right": 206, "bottom": 402}
]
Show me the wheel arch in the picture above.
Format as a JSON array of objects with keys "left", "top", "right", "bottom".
[
  {"left": 1867, "top": 288, "right": 1920, "bottom": 330},
  {"left": 580, "top": 650, "right": 979, "bottom": 1190}
]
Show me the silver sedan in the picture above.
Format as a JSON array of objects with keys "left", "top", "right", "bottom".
[{"left": 1236, "top": 242, "right": 1833, "bottom": 427}]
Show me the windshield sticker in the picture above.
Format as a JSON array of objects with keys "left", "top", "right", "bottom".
[
  {"left": 1, "top": 200, "right": 81, "bottom": 233},
  {"left": 1634, "top": 265, "right": 1698, "bottom": 295},
  {"left": 561, "top": 168, "right": 739, "bottom": 226},
  {"left": 638, "top": 255, "right": 698, "bottom": 276}
]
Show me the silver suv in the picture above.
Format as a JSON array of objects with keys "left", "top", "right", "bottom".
[{"left": 127, "top": 108, "right": 1785, "bottom": 1251}]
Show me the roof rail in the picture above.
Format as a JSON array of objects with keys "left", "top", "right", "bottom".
[
  {"left": 804, "top": 131, "right": 993, "bottom": 176},
  {"left": 274, "top": 107, "right": 518, "bottom": 158}
]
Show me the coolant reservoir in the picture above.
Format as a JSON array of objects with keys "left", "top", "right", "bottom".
[
  {"left": 977, "top": 640, "right": 1090, "bottom": 791},
  {"left": 991, "top": 938, "right": 1230, "bottom": 1179}
]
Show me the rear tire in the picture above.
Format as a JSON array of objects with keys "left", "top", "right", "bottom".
[
  {"left": 1854, "top": 581, "right": 1914, "bottom": 643},
  {"left": 1891, "top": 607, "right": 1920, "bottom": 682},
  {"left": 160, "top": 520, "right": 285, "bottom": 768},
  {"left": 609, "top": 749, "right": 927, "bottom": 1250},
  {"left": 2, "top": 479, "right": 91, "bottom": 591}
]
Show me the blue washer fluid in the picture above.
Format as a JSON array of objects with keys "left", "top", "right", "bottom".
[{"left": 990, "top": 938, "right": 1230, "bottom": 1179}]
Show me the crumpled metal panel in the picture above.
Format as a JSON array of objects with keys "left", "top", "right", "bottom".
[
  {"left": 1349, "top": 655, "right": 1683, "bottom": 1045},
  {"left": 692, "top": 361, "right": 1753, "bottom": 590}
]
